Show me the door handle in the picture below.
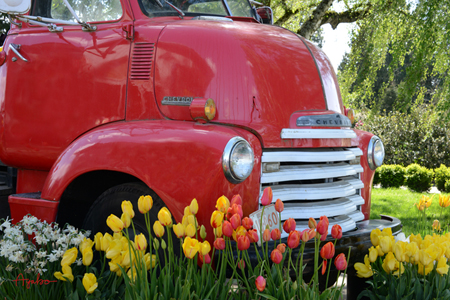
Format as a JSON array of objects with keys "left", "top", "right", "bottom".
[{"left": 10, "top": 44, "right": 28, "bottom": 62}]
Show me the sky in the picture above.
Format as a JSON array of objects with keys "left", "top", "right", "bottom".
[{"left": 321, "top": 23, "right": 352, "bottom": 72}]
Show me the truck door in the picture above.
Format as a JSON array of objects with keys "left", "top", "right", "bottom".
[{"left": 0, "top": 0, "right": 133, "bottom": 170}]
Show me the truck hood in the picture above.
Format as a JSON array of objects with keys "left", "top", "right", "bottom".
[{"left": 154, "top": 20, "right": 344, "bottom": 147}]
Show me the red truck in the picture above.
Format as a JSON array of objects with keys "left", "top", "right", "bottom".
[{"left": 0, "top": 0, "right": 400, "bottom": 294}]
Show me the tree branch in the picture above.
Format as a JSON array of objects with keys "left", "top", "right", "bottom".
[
  {"left": 320, "top": 4, "right": 372, "bottom": 29},
  {"left": 299, "top": 0, "right": 334, "bottom": 39}
]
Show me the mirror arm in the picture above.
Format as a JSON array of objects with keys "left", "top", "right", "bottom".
[
  {"left": 61, "top": 0, "right": 96, "bottom": 31},
  {"left": 7, "top": 15, "right": 22, "bottom": 27},
  {"left": 16, "top": 16, "right": 63, "bottom": 32}
]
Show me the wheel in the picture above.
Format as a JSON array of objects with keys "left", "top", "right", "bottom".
[{"left": 82, "top": 182, "right": 179, "bottom": 256}]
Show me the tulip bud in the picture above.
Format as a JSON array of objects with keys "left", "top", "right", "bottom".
[
  {"left": 94, "top": 232, "right": 103, "bottom": 251},
  {"left": 238, "top": 258, "right": 245, "bottom": 269},
  {"left": 173, "top": 223, "right": 185, "bottom": 239},
  {"left": 210, "top": 210, "right": 224, "bottom": 229},
  {"left": 247, "top": 229, "right": 259, "bottom": 244},
  {"left": 200, "top": 241, "right": 211, "bottom": 255},
  {"left": 292, "top": 281, "right": 298, "bottom": 290},
  {"left": 283, "top": 218, "right": 296, "bottom": 234},
  {"left": 200, "top": 253, "right": 211, "bottom": 264},
  {"left": 275, "top": 199, "right": 284, "bottom": 213},
  {"left": 277, "top": 243, "right": 286, "bottom": 254},
  {"left": 214, "top": 238, "right": 226, "bottom": 250},
  {"left": 230, "top": 194, "right": 243, "bottom": 206},
  {"left": 222, "top": 221, "right": 234, "bottom": 237},
  {"left": 216, "top": 196, "right": 230, "bottom": 213},
  {"left": 153, "top": 220, "right": 165, "bottom": 238},
  {"left": 82, "top": 247, "right": 93, "bottom": 266},
  {"left": 334, "top": 253, "right": 347, "bottom": 270},
  {"left": 255, "top": 276, "right": 266, "bottom": 292},
  {"left": 158, "top": 207, "right": 172, "bottom": 226},
  {"left": 161, "top": 239, "right": 167, "bottom": 250},
  {"left": 230, "top": 214, "right": 241, "bottom": 230},
  {"left": 185, "top": 223, "right": 196, "bottom": 238},
  {"left": 215, "top": 225, "right": 223, "bottom": 238},
  {"left": 190, "top": 198, "right": 199, "bottom": 215},
  {"left": 263, "top": 228, "right": 271, "bottom": 242},
  {"left": 121, "top": 213, "right": 131, "bottom": 229},
  {"left": 287, "top": 230, "right": 300, "bottom": 249},
  {"left": 260, "top": 187, "right": 273, "bottom": 206},
  {"left": 270, "top": 249, "right": 283, "bottom": 264},
  {"left": 200, "top": 225, "right": 207, "bottom": 240},
  {"left": 271, "top": 228, "right": 281, "bottom": 241},
  {"left": 121, "top": 200, "right": 135, "bottom": 218},
  {"left": 241, "top": 217, "right": 253, "bottom": 230},
  {"left": 138, "top": 195, "right": 153, "bottom": 214},
  {"left": 153, "top": 238, "right": 160, "bottom": 250},
  {"left": 82, "top": 273, "right": 98, "bottom": 294},
  {"left": 320, "top": 230, "right": 328, "bottom": 241},
  {"left": 331, "top": 224, "right": 343, "bottom": 239},
  {"left": 106, "top": 214, "right": 124, "bottom": 233},
  {"left": 317, "top": 215, "right": 329, "bottom": 235},
  {"left": 322, "top": 259, "right": 327, "bottom": 275},
  {"left": 237, "top": 235, "right": 250, "bottom": 251},
  {"left": 184, "top": 206, "right": 192, "bottom": 216},
  {"left": 135, "top": 233, "right": 147, "bottom": 251},
  {"left": 308, "top": 218, "right": 317, "bottom": 229},
  {"left": 320, "top": 242, "right": 335, "bottom": 260}
]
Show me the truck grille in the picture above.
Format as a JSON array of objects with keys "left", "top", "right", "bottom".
[{"left": 260, "top": 147, "right": 364, "bottom": 238}]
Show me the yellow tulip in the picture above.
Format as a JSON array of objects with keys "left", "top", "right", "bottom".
[
  {"left": 190, "top": 198, "right": 199, "bottom": 215},
  {"left": 200, "top": 241, "right": 211, "bottom": 256},
  {"left": 379, "top": 236, "right": 392, "bottom": 254},
  {"left": 82, "top": 247, "right": 93, "bottom": 266},
  {"left": 382, "top": 252, "right": 397, "bottom": 273},
  {"left": 185, "top": 223, "right": 196, "bottom": 238},
  {"left": 183, "top": 237, "right": 201, "bottom": 259},
  {"left": 138, "top": 195, "right": 153, "bottom": 214},
  {"left": 106, "top": 240, "right": 122, "bottom": 259},
  {"left": 158, "top": 207, "right": 172, "bottom": 226},
  {"left": 94, "top": 232, "right": 103, "bottom": 251},
  {"left": 370, "top": 228, "right": 381, "bottom": 246},
  {"left": 135, "top": 233, "right": 147, "bottom": 251},
  {"left": 121, "top": 249, "right": 135, "bottom": 268},
  {"left": 101, "top": 233, "right": 113, "bottom": 251},
  {"left": 79, "top": 238, "right": 94, "bottom": 253},
  {"left": 381, "top": 227, "right": 392, "bottom": 237},
  {"left": 368, "top": 246, "right": 378, "bottom": 263},
  {"left": 61, "top": 248, "right": 78, "bottom": 266},
  {"left": 173, "top": 223, "right": 186, "bottom": 238},
  {"left": 432, "top": 219, "right": 441, "bottom": 231},
  {"left": 210, "top": 210, "right": 224, "bottom": 229},
  {"left": 127, "top": 266, "right": 138, "bottom": 283},
  {"left": 410, "top": 233, "right": 422, "bottom": 245},
  {"left": 405, "top": 242, "right": 419, "bottom": 263},
  {"left": 215, "top": 225, "right": 223, "bottom": 238},
  {"left": 439, "top": 195, "right": 450, "bottom": 208},
  {"left": 216, "top": 195, "right": 230, "bottom": 213},
  {"left": 394, "top": 241, "right": 407, "bottom": 262},
  {"left": 418, "top": 261, "right": 433, "bottom": 275},
  {"left": 376, "top": 245, "right": 384, "bottom": 256},
  {"left": 109, "top": 256, "right": 122, "bottom": 272},
  {"left": 121, "top": 200, "right": 135, "bottom": 218},
  {"left": 107, "top": 214, "right": 124, "bottom": 233},
  {"left": 436, "top": 256, "right": 449, "bottom": 275},
  {"left": 54, "top": 265, "right": 74, "bottom": 282},
  {"left": 145, "top": 253, "right": 157, "bottom": 270},
  {"left": 419, "top": 249, "right": 434, "bottom": 266},
  {"left": 121, "top": 213, "right": 131, "bottom": 229},
  {"left": 113, "top": 232, "right": 123, "bottom": 239},
  {"left": 184, "top": 206, "right": 192, "bottom": 216},
  {"left": 153, "top": 220, "right": 165, "bottom": 237},
  {"left": 82, "top": 273, "right": 98, "bottom": 294},
  {"left": 354, "top": 255, "right": 373, "bottom": 278}
]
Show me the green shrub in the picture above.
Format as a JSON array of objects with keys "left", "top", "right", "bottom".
[
  {"left": 377, "top": 165, "right": 406, "bottom": 188},
  {"left": 373, "top": 169, "right": 381, "bottom": 185},
  {"left": 434, "top": 164, "right": 450, "bottom": 192},
  {"left": 445, "top": 179, "right": 450, "bottom": 193},
  {"left": 405, "top": 163, "right": 434, "bottom": 192}
]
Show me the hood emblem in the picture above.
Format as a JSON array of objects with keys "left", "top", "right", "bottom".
[
  {"left": 161, "top": 96, "right": 194, "bottom": 106},
  {"left": 296, "top": 113, "right": 351, "bottom": 127}
]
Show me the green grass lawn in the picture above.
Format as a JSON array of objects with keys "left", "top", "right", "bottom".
[{"left": 370, "top": 187, "right": 450, "bottom": 237}]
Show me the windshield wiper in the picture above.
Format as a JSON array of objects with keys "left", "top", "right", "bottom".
[
  {"left": 61, "top": 0, "right": 96, "bottom": 31},
  {"left": 165, "top": 1, "right": 185, "bottom": 19}
]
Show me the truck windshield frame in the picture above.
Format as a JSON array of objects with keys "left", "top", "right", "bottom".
[{"left": 138, "top": 0, "right": 255, "bottom": 19}]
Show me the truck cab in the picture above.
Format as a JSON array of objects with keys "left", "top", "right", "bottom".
[{"left": 0, "top": 0, "right": 399, "bottom": 289}]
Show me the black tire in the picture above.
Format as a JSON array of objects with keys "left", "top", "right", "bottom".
[{"left": 82, "top": 182, "right": 179, "bottom": 256}]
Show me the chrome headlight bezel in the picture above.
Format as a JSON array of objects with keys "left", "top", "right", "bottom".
[
  {"left": 367, "top": 136, "right": 385, "bottom": 170},
  {"left": 222, "top": 137, "right": 254, "bottom": 184}
]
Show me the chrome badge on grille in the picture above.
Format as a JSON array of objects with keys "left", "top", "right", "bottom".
[{"left": 296, "top": 113, "right": 351, "bottom": 127}]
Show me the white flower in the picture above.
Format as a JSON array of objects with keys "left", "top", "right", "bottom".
[
  {"left": 0, "top": 217, "right": 11, "bottom": 230},
  {"left": 47, "top": 253, "right": 59, "bottom": 262},
  {"left": 76, "top": 258, "right": 82, "bottom": 266}
]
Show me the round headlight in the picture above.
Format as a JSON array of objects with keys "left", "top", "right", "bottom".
[
  {"left": 367, "top": 136, "right": 385, "bottom": 170},
  {"left": 222, "top": 137, "right": 254, "bottom": 184}
]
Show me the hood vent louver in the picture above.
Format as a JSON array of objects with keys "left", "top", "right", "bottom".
[{"left": 130, "top": 43, "right": 154, "bottom": 80}]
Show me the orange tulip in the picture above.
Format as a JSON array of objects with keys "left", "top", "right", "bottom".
[
  {"left": 255, "top": 276, "right": 266, "bottom": 292},
  {"left": 331, "top": 224, "right": 343, "bottom": 239},
  {"left": 287, "top": 230, "right": 300, "bottom": 249},
  {"left": 260, "top": 187, "right": 273, "bottom": 206},
  {"left": 275, "top": 199, "right": 284, "bottom": 212},
  {"left": 271, "top": 249, "right": 282, "bottom": 264},
  {"left": 230, "top": 214, "right": 241, "bottom": 230},
  {"left": 241, "top": 217, "right": 253, "bottom": 230},
  {"left": 320, "top": 242, "right": 335, "bottom": 260},
  {"left": 214, "top": 238, "right": 226, "bottom": 250},
  {"left": 271, "top": 228, "right": 281, "bottom": 241},
  {"left": 334, "top": 253, "right": 347, "bottom": 270},
  {"left": 237, "top": 235, "right": 250, "bottom": 251},
  {"left": 317, "top": 215, "right": 329, "bottom": 235},
  {"left": 222, "top": 221, "right": 234, "bottom": 237},
  {"left": 230, "top": 194, "right": 243, "bottom": 206},
  {"left": 283, "top": 218, "right": 296, "bottom": 234},
  {"left": 277, "top": 243, "right": 286, "bottom": 254},
  {"left": 247, "top": 229, "right": 259, "bottom": 244},
  {"left": 263, "top": 228, "right": 271, "bottom": 242}
]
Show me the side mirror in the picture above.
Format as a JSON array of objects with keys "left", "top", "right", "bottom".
[
  {"left": 257, "top": 6, "right": 273, "bottom": 25},
  {"left": 0, "top": 0, "right": 31, "bottom": 15}
]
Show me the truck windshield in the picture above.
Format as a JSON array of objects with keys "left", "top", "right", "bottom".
[{"left": 139, "top": 0, "right": 254, "bottom": 18}]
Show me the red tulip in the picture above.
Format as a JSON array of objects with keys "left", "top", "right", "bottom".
[
  {"left": 255, "top": 276, "right": 266, "bottom": 292},
  {"left": 317, "top": 216, "right": 329, "bottom": 235},
  {"left": 271, "top": 228, "right": 281, "bottom": 241},
  {"left": 320, "top": 230, "right": 328, "bottom": 241},
  {"left": 199, "top": 253, "right": 211, "bottom": 264},
  {"left": 214, "top": 238, "right": 225, "bottom": 250},
  {"left": 230, "top": 194, "right": 243, "bottom": 206},
  {"left": 227, "top": 204, "right": 243, "bottom": 220},
  {"left": 320, "top": 242, "right": 335, "bottom": 260},
  {"left": 238, "top": 259, "right": 245, "bottom": 269},
  {"left": 283, "top": 218, "right": 296, "bottom": 234},
  {"left": 242, "top": 217, "right": 253, "bottom": 230},
  {"left": 308, "top": 217, "right": 317, "bottom": 229},
  {"left": 287, "top": 230, "right": 300, "bottom": 249},
  {"left": 322, "top": 259, "right": 327, "bottom": 275},
  {"left": 275, "top": 199, "right": 284, "bottom": 212},
  {"left": 270, "top": 249, "right": 283, "bottom": 264},
  {"left": 277, "top": 243, "right": 286, "bottom": 254},
  {"left": 331, "top": 224, "right": 342, "bottom": 240},
  {"left": 303, "top": 229, "right": 316, "bottom": 242},
  {"left": 222, "top": 221, "right": 234, "bottom": 237},
  {"left": 263, "top": 229, "right": 271, "bottom": 242},
  {"left": 237, "top": 235, "right": 250, "bottom": 251},
  {"left": 230, "top": 214, "right": 241, "bottom": 230},
  {"left": 247, "top": 229, "right": 259, "bottom": 244},
  {"left": 260, "top": 187, "right": 273, "bottom": 206},
  {"left": 334, "top": 253, "right": 347, "bottom": 271}
]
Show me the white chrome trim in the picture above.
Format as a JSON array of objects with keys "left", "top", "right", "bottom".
[
  {"left": 280, "top": 215, "right": 356, "bottom": 238},
  {"left": 281, "top": 129, "right": 357, "bottom": 139},
  {"left": 261, "top": 163, "right": 363, "bottom": 184},
  {"left": 339, "top": 176, "right": 365, "bottom": 189},
  {"left": 281, "top": 197, "right": 357, "bottom": 219},
  {"left": 262, "top": 148, "right": 356, "bottom": 163},
  {"left": 348, "top": 210, "right": 365, "bottom": 222}
]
